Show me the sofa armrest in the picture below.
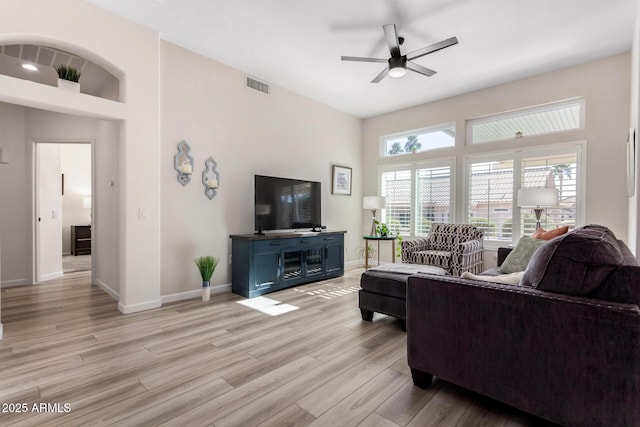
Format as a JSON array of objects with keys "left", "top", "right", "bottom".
[
  {"left": 406, "top": 274, "right": 640, "bottom": 426},
  {"left": 496, "top": 246, "right": 513, "bottom": 266},
  {"left": 401, "top": 237, "right": 429, "bottom": 263},
  {"left": 452, "top": 239, "right": 484, "bottom": 275}
]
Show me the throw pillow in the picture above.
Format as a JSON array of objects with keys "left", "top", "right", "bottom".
[
  {"left": 499, "top": 236, "right": 548, "bottom": 274},
  {"left": 520, "top": 224, "right": 623, "bottom": 294},
  {"left": 531, "top": 226, "right": 569, "bottom": 240},
  {"left": 462, "top": 271, "right": 525, "bottom": 285}
]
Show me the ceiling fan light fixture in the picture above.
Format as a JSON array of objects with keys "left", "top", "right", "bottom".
[
  {"left": 388, "top": 56, "right": 407, "bottom": 78},
  {"left": 388, "top": 66, "right": 407, "bottom": 78}
]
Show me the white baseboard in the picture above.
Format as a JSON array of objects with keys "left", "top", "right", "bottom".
[
  {"left": 118, "top": 299, "right": 162, "bottom": 314},
  {"left": 1, "top": 278, "right": 28, "bottom": 288},
  {"left": 161, "top": 283, "right": 231, "bottom": 304},
  {"left": 345, "top": 260, "right": 362, "bottom": 268},
  {"left": 0, "top": 323, "right": 3, "bottom": 340},
  {"left": 93, "top": 278, "right": 119, "bottom": 302},
  {"left": 39, "top": 271, "right": 64, "bottom": 282}
]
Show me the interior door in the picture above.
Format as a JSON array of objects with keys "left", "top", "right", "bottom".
[{"left": 35, "top": 143, "right": 63, "bottom": 282}]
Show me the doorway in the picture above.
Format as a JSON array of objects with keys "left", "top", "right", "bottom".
[{"left": 34, "top": 141, "right": 93, "bottom": 283}]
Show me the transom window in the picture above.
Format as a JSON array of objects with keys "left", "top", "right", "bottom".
[
  {"left": 381, "top": 123, "right": 455, "bottom": 157},
  {"left": 467, "top": 99, "right": 584, "bottom": 144}
]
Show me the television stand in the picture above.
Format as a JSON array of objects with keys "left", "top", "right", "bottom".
[{"left": 230, "top": 231, "right": 346, "bottom": 298}]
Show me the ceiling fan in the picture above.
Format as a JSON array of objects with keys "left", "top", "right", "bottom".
[{"left": 341, "top": 24, "right": 458, "bottom": 83}]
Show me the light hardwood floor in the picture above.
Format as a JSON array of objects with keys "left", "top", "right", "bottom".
[{"left": 0, "top": 268, "right": 556, "bottom": 426}]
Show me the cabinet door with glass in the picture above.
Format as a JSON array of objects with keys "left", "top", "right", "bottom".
[{"left": 304, "top": 246, "right": 325, "bottom": 278}]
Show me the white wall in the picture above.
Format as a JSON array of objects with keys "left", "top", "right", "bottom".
[
  {"left": 36, "top": 143, "right": 63, "bottom": 281},
  {"left": 364, "top": 53, "right": 631, "bottom": 263},
  {"left": 0, "top": 103, "right": 28, "bottom": 287},
  {"left": 0, "top": 104, "right": 120, "bottom": 297},
  {"left": 160, "top": 41, "right": 363, "bottom": 297},
  {"left": 61, "top": 143, "right": 91, "bottom": 254},
  {"left": 629, "top": 4, "right": 640, "bottom": 256},
  {"left": 0, "top": 0, "right": 160, "bottom": 314}
]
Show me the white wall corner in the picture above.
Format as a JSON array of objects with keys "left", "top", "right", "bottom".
[
  {"left": 117, "top": 299, "right": 161, "bottom": 314},
  {"left": 93, "top": 278, "right": 119, "bottom": 302}
]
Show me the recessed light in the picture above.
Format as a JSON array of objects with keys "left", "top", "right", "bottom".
[{"left": 21, "top": 64, "right": 38, "bottom": 71}]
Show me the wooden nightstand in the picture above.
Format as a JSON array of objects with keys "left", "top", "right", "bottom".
[{"left": 71, "top": 225, "right": 91, "bottom": 255}]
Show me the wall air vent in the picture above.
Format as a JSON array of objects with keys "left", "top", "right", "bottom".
[{"left": 246, "top": 76, "right": 270, "bottom": 94}]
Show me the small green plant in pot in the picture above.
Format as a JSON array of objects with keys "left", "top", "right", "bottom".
[
  {"left": 194, "top": 256, "right": 219, "bottom": 301},
  {"left": 374, "top": 220, "right": 404, "bottom": 259},
  {"left": 55, "top": 65, "right": 81, "bottom": 82}
]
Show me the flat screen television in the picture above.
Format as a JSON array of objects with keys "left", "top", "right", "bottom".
[{"left": 255, "top": 175, "right": 321, "bottom": 233}]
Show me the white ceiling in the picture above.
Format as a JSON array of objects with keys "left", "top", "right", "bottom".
[{"left": 85, "top": 0, "right": 638, "bottom": 118}]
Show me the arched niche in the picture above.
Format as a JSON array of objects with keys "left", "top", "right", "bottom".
[{"left": 0, "top": 42, "right": 121, "bottom": 102}]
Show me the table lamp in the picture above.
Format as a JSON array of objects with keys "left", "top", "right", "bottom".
[
  {"left": 363, "top": 196, "right": 386, "bottom": 236},
  {"left": 517, "top": 188, "right": 558, "bottom": 230}
]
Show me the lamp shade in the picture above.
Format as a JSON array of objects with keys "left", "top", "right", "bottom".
[
  {"left": 363, "top": 196, "right": 385, "bottom": 210},
  {"left": 517, "top": 188, "right": 558, "bottom": 208}
]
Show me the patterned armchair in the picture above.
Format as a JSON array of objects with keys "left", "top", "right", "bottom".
[{"left": 401, "top": 223, "right": 484, "bottom": 276}]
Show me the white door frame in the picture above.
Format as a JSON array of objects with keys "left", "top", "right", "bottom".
[{"left": 31, "top": 139, "right": 95, "bottom": 284}]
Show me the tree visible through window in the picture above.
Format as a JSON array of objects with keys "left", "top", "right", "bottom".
[{"left": 382, "top": 123, "right": 455, "bottom": 157}]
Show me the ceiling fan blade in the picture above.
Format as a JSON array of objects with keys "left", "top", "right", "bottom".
[
  {"left": 407, "top": 62, "right": 437, "bottom": 77},
  {"left": 382, "top": 24, "right": 401, "bottom": 57},
  {"left": 371, "top": 67, "right": 388, "bottom": 83},
  {"left": 341, "top": 56, "right": 388, "bottom": 63},
  {"left": 407, "top": 36, "right": 458, "bottom": 61}
]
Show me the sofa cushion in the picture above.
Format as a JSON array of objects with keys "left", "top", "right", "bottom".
[
  {"left": 414, "top": 250, "right": 451, "bottom": 269},
  {"left": 532, "top": 226, "right": 569, "bottom": 240},
  {"left": 520, "top": 225, "right": 624, "bottom": 295},
  {"left": 499, "top": 236, "right": 547, "bottom": 274}
]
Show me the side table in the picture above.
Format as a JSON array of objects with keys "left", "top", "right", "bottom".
[{"left": 363, "top": 235, "right": 397, "bottom": 269}]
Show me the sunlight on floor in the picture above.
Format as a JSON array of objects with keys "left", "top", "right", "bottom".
[{"left": 236, "top": 296, "right": 299, "bottom": 316}]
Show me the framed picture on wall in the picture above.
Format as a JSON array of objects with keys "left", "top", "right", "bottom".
[{"left": 332, "top": 165, "right": 352, "bottom": 195}]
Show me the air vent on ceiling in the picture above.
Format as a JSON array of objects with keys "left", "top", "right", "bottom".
[{"left": 246, "top": 76, "right": 270, "bottom": 94}]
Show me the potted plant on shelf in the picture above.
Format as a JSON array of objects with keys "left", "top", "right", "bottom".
[
  {"left": 194, "top": 255, "right": 219, "bottom": 301},
  {"left": 55, "top": 65, "right": 81, "bottom": 92}
]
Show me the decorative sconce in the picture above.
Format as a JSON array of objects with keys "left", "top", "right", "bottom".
[
  {"left": 202, "top": 157, "right": 220, "bottom": 199},
  {"left": 174, "top": 140, "right": 194, "bottom": 186}
]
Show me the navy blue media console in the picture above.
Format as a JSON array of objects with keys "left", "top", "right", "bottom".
[{"left": 230, "top": 231, "right": 346, "bottom": 298}]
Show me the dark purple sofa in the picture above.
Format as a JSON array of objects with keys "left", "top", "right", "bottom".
[{"left": 406, "top": 225, "right": 640, "bottom": 427}]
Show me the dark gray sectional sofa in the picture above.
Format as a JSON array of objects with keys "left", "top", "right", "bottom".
[{"left": 406, "top": 225, "right": 640, "bottom": 427}]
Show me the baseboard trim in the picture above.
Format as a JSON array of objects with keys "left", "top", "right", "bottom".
[
  {"left": 0, "top": 323, "right": 3, "bottom": 340},
  {"left": 117, "top": 299, "right": 162, "bottom": 314},
  {"left": 93, "top": 278, "right": 119, "bottom": 302},
  {"left": 345, "top": 260, "right": 362, "bottom": 268},
  {"left": 39, "top": 271, "right": 64, "bottom": 282},
  {"left": 161, "top": 283, "right": 231, "bottom": 304},
  {"left": 1, "top": 278, "right": 28, "bottom": 288}
]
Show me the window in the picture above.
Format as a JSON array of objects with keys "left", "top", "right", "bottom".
[
  {"left": 381, "top": 161, "right": 453, "bottom": 236},
  {"left": 467, "top": 145, "right": 582, "bottom": 243},
  {"left": 467, "top": 99, "right": 584, "bottom": 144},
  {"left": 381, "top": 123, "right": 455, "bottom": 157},
  {"left": 415, "top": 165, "right": 452, "bottom": 235},
  {"left": 381, "top": 169, "right": 412, "bottom": 235},
  {"left": 468, "top": 159, "right": 515, "bottom": 240},
  {"left": 520, "top": 153, "right": 577, "bottom": 235}
]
